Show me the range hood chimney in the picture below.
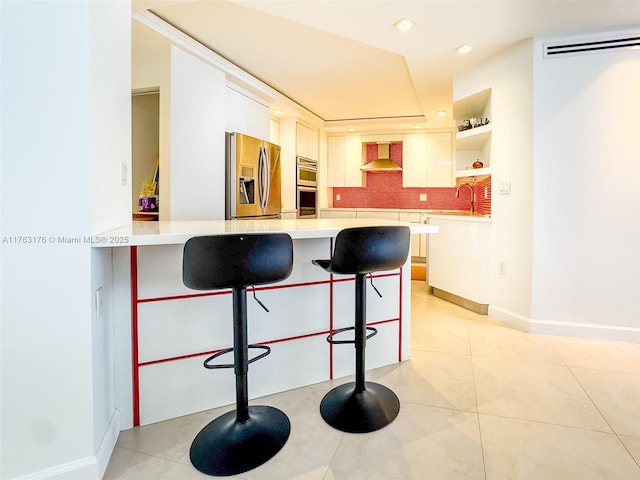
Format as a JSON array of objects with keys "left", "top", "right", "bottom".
[{"left": 360, "top": 142, "right": 402, "bottom": 172}]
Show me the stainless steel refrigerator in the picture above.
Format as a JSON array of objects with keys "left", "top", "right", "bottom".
[{"left": 225, "top": 132, "right": 282, "bottom": 219}]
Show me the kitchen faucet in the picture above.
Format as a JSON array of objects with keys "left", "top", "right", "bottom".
[{"left": 455, "top": 184, "right": 475, "bottom": 214}]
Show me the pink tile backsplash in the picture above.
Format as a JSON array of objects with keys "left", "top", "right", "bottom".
[{"left": 332, "top": 141, "right": 491, "bottom": 214}]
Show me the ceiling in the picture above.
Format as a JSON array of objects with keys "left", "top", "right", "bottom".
[{"left": 132, "top": 1, "right": 640, "bottom": 130}]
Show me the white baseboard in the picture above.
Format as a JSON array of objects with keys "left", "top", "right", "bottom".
[
  {"left": 529, "top": 319, "right": 640, "bottom": 343},
  {"left": 13, "top": 410, "right": 120, "bottom": 480},
  {"left": 488, "top": 305, "right": 640, "bottom": 343},
  {"left": 487, "top": 305, "right": 531, "bottom": 332},
  {"left": 14, "top": 458, "right": 98, "bottom": 480},
  {"left": 95, "top": 410, "right": 121, "bottom": 479}
]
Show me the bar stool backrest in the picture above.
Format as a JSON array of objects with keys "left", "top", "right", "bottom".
[
  {"left": 329, "top": 226, "right": 410, "bottom": 275},
  {"left": 183, "top": 233, "right": 293, "bottom": 290}
]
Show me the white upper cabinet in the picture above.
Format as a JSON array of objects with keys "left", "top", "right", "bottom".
[
  {"left": 402, "top": 132, "right": 453, "bottom": 187},
  {"left": 327, "top": 135, "right": 364, "bottom": 187},
  {"left": 296, "top": 122, "right": 319, "bottom": 160},
  {"left": 225, "top": 86, "right": 270, "bottom": 140}
]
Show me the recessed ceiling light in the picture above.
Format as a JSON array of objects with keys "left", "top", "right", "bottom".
[
  {"left": 437, "top": 110, "right": 447, "bottom": 116},
  {"left": 394, "top": 18, "right": 414, "bottom": 32},
  {"left": 348, "top": 128, "right": 355, "bottom": 132},
  {"left": 455, "top": 44, "right": 473, "bottom": 54},
  {"left": 272, "top": 109, "right": 282, "bottom": 115},
  {"left": 413, "top": 124, "right": 422, "bottom": 129}
]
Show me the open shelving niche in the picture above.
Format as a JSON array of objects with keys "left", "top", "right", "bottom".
[{"left": 453, "top": 88, "right": 492, "bottom": 179}]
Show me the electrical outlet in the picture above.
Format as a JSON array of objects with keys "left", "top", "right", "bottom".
[
  {"left": 499, "top": 181, "right": 511, "bottom": 195},
  {"left": 498, "top": 262, "right": 506, "bottom": 275},
  {"left": 336, "top": 194, "right": 341, "bottom": 201},
  {"left": 419, "top": 193, "right": 427, "bottom": 202}
]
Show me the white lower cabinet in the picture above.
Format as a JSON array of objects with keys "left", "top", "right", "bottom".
[
  {"left": 355, "top": 211, "right": 399, "bottom": 220},
  {"left": 398, "top": 212, "right": 427, "bottom": 259},
  {"left": 320, "top": 209, "right": 357, "bottom": 219},
  {"left": 427, "top": 217, "right": 490, "bottom": 305},
  {"left": 320, "top": 209, "right": 427, "bottom": 260}
]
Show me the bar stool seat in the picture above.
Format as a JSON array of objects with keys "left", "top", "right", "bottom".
[
  {"left": 312, "top": 226, "right": 410, "bottom": 433},
  {"left": 183, "top": 233, "right": 293, "bottom": 476}
]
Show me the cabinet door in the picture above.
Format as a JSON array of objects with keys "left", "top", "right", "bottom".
[
  {"left": 307, "top": 126, "right": 319, "bottom": 160},
  {"left": 427, "top": 132, "right": 453, "bottom": 187},
  {"left": 296, "top": 122, "right": 319, "bottom": 160},
  {"left": 402, "top": 133, "right": 428, "bottom": 187},
  {"left": 327, "top": 136, "right": 346, "bottom": 186},
  {"left": 225, "top": 87, "right": 269, "bottom": 140},
  {"left": 399, "top": 211, "right": 425, "bottom": 257},
  {"left": 355, "top": 210, "right": 399, "bottom": 220},
  {"left": 402, "top": 133, "right": 453, "bottom": 187},
  {"left": 427, "top": 218, "right": 490, "bottom": 303},
  {"left": 343, "top": 135, "right": 363, "bottom": 187},
  {"left": 296, "top": 123, "right": 308, "bottom": 158},
  {"left": 327, "top": 135, "right": 363, "bottom": 187},
  {"left": 320, "top": 209, "right": 357, "bottom": 219}
]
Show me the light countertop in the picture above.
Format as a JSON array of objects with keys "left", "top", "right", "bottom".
[
  {"left": 92, "top": 218, "right": 438, "bottom": 247},
  {"left": 321, "top": 207, "right": 492, "bottom": 223}
]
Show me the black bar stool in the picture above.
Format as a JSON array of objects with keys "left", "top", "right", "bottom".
[
  {"left": 182, "top": 233, "right": 293, "bottom": 476},
  {"left": 312, "top": 226, "right": 410, "bottom": 433}
]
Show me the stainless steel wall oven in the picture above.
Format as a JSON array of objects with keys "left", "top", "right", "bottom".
[
  {"left": 296, "top": 157, "right": 317, "bottom": 187},
  {"left": 296, "top": 157, "right": 317, "bottom": 218}
]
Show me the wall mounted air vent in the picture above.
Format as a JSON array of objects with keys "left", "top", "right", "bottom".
[{"left": 544, "top": 34, "right": 640, "bottom": 58}]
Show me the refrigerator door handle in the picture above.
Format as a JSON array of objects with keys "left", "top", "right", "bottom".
[{"left": 258, "top": 144, "right": 270, "bottom": 212}]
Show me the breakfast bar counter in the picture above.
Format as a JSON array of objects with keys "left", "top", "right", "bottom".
[
  {"left": 99, "top": 219, "right": 437, "bottom": 427},
  {"left": 93, "top": 217, "right": 437, "bottom": 246}
]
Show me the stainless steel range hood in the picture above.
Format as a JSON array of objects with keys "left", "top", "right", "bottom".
[{"left": 360, "top": 142, "right": 402, "bottom": 172}]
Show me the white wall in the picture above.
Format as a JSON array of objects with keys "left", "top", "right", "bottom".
[
  {"left": 88, "top": 2, "right": 132, "bottom": 475},
  {"left": 132, "top": 27, "right": 229, "bottom": 221},
  {"left": 169, "top": 46, "right": 226, "bottom": 220},
  {"left": 531, "top": 32, "right": 640, "bottom": 341},
  {"left": 1, "top": 1, "right": 131, "bottom": 479},
  {"left": 454, "top": 40, "right": 535, "bottom": 328}
]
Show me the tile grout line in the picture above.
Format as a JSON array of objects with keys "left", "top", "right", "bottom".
[
  {"left": 566, "top": 364, "right": 640, "bottom": 471},
  {"left": 322, "top": 432, "right": 346, "bottom": 480},
  {"left": 467, "top": 313, "right": 488, "bottom": 480}
]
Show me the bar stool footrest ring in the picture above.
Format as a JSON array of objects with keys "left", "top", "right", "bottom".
[
  {"left": 326, "top": 326, "right": 378, "bottom": 345},
  {"left": 203, "top": 344, "right": 271, "bottom": 369}
]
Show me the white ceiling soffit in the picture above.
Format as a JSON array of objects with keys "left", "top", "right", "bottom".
[
  {"left": 133, "top": 0, "right": 640, "bottom": 128},
  {"left": 147, "top": 1, "right": 424, "bottom": 123}
]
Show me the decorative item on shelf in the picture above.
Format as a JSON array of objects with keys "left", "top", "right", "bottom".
[
  {"left": 138, "top": 158, "right": 159, "bottom": 212},
  {"left": 473, "top": 160, "right": 484, "bottom": 169},
  {"left": 457, "top": 117, "right": 490, "bottom": 132},
  {"left": 138, "top": 180, "right": 158, "bottom": 212}
]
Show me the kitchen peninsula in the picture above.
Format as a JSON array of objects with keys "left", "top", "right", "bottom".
[{"left": 95, "top": 218, "right": 437, "bottom": 427}]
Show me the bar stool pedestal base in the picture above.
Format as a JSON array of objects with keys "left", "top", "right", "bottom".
[
  {"left": 190, "top": 405, "right": 290, "bottom": 476},
  {"left": 319, "top": 381, "right": 400, "bottom": 433}
]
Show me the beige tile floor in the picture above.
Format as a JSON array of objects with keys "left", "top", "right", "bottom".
[{"left": 105, "top": 282, "right": 640, "bottom": 480}]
